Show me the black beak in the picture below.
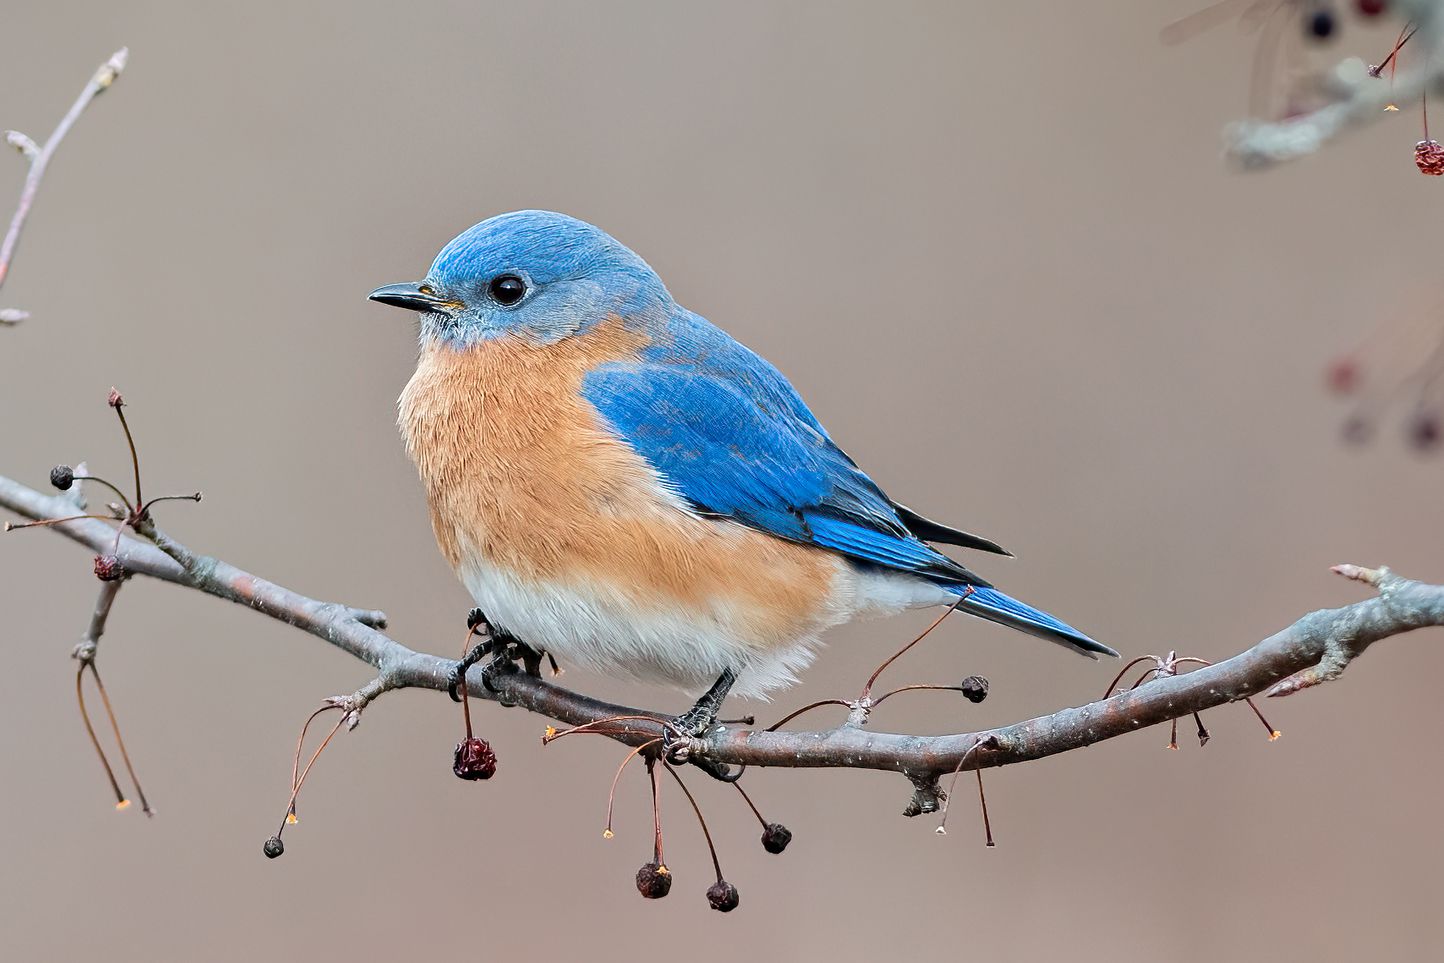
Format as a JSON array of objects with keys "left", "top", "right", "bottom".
[{"left": 367, "top": 281, "right": 458, "bottom": 313}]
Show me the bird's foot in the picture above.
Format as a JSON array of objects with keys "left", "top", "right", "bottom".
[
  {"left": 663, "top": 718, "right": 742, "bottom": 783},
  {"left": 662, "top": 668, "right": 742, "bottom": 782},
  {"left": 448, "top": 610, "right": 546, "bottom": 702},
  {"left": 448, "top": 641, "right": 497, "bottom": 703}
]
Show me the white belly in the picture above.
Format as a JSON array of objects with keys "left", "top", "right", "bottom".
[{"left": 460, "top": 558, "right": 955, "bottom": 699}]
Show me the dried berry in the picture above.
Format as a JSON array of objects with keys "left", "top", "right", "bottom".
[
  {"left": 49, "top": 465, "right": 74, "bottom": 491},
  {"left": 1409, "top": 412, "right": 1441, "bottom": 451},
  {"left": 1416, "top": 139, "right": 1444, "bottom": 176},
  {"left": 761, "top": 822, "right": 792, "bottom": 854},
  {"left": 262, "top": 836, "right": 285, "bottom": 859},
  {"left": 453, "top": 737, "right": 497, "bottom": 780},
  {"left": 636, "top": 861, "right": 672, "bottom": 899},
  {"left": 93, "top": 554, "right": 124, "bottom": 581},
  {"left": 1305, "top": 6, "right": 1335, "bottom": 39},
  {"left": 960, "top": 675, "right": 990, "bottom": 704},
  {"left": 706, "top": 880, "right": 740, "bottom": 912}
]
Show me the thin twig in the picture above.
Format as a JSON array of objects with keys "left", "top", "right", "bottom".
[{"left": 0, "top": 48, "right": 127, "bottom": 323}]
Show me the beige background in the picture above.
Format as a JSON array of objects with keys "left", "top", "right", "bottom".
[{"left": 3, "top": 2, "right": 1442, "bottom": 961}]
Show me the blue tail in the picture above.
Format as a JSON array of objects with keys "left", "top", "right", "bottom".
[{"left": 950, "top": 585, "right": 1117, "bottom": 659}]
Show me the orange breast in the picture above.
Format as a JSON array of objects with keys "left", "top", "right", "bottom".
[{"left": 396, "top": 318, "right": 842, "bottom": 650}]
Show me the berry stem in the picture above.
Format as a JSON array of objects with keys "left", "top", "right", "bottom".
[
  {"left": 75, "top": 663, "right": 127, "bottom": 809},
  {"left": 664, "top": 762, "right": 724, "bottom": 882},
  {"left": 731, "top": 780, "right": 768, "bottom": 829},
  {"left": 86, "top": 661, "right": 151, "bottom": 816},
  {"left": 72, "top": 474, "right": 133, "bottom": 513},
  {"left": 859, "top": 595, "right": 964, "bottom": 700},
  {"left": 604, "top": 739, "right": 660, "bottom": 838},
  {"left": 112, "top": 402, "right": 142, "bottom": 509},
  {"left": 647, "top": 755, "right": 665, "bottom": 867},
  {"left": 276, "top": 707, "right": 349, "bottom": 839}
]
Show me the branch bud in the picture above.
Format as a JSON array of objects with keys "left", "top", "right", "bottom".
[{"left": 4, "top": 130, "right": 38, "bottom": 160}]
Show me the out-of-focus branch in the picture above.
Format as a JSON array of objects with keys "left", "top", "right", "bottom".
[
  {"left": 1226, "top": 1, "right": 1444, "bottom": 168},
  {"left": 0, "top": 47, "right": 127, "bottom": 324},
  {"left": 4, "top": 471, "right": 1441, "bottom": 812}
]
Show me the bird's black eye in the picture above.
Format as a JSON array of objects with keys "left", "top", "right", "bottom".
[{"left": 489, "top": 274, "right": 526, "bottom": 306}]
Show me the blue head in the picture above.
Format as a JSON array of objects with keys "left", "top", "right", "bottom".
[{"left": 369, "top": 210, "right": 672, "bottom": 347}]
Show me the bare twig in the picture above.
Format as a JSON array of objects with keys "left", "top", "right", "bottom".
[
  {"left": 4, "top": 471, "right": 1441, "bottom": 811},
  {"left": 0, "top": 47, "right": 127, "bottom": 324}
]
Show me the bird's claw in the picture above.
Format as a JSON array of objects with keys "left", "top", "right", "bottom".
[
  {"left": 449, "top": 610, "right": 548, "bottom": 701},
  {"left": 661, "top": 725, "right": 741, "bottom": 782},
  {"left": 447, "top": 636, "right": 497, "bottom": 703},
  {"left": 662, "top": 705, "right": 740, "bottom": 781},
  {"left": 481, "top": 652, "right": 518, "bottom": 697}
]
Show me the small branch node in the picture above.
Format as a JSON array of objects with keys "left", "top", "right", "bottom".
[
  {"left": 844, "top": 698, "right": 872, "bottom": 728},
  {"left": 4, "top": 131, "right": 39, "bottom": 161},
  {"left": 94, "top": 48, "right": 128, "bottom": 90},
  {"left": 1332, "top": 563, "right": 1385, "bottom": 587},
  {"left": 903, "top": 774, "right": 946, "bottom": 817}
]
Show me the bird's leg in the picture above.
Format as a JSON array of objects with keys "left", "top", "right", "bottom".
[
  {"left": 674, "top": 668, "right": 738, "bottom": 737},
  {"left": 663, "top": 667, "right": 738, "bottom": 768}
]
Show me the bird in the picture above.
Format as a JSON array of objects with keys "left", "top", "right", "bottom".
[{"left": 370, "top": 210, "right": 1116, "bottom": 737}]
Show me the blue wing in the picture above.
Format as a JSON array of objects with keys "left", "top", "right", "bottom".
[
  {"left": 581, "top": 310, "right": 1117, "bottom": 660},
  {"left": 582, "top": 310, "right": 984, "bottom": 586}
]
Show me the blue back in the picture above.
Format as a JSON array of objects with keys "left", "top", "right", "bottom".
[{"left": 583, "top": 307, "right": 985, "bottom": 586}]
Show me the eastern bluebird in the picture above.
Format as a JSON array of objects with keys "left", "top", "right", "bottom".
[{"left": 370, "top": 210, "right": 1115, "bottom": 733}]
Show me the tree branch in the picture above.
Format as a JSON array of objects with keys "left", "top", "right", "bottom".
[
  {"left": 1225, "top": 1, "right": 1444, "bottom": 168},
  {"left": 0, "top": 47, "right": 127, "bottom": 324},
  {"left": 4, "top": 470, "right": 1441, "bottom": 810}
]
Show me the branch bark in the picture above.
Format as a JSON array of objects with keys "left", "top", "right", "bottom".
[{"left": 4, "top": 471, "right": 1441, "bottom": 809}]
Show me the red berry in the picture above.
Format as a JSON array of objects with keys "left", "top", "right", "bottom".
[
  {"left": 1416, "top": 140, "right": 1444, "bottom": 176},
  {"left": 1327, "top": 358, "right": 1360, "bottom": 394},
  {"left": 1357, "top": 0, "right": 1387, "bottom": 16},
  {"left": 93, "top": 554, "right": 124, "bottom": 581},
  {"left": 452, "top": 737, "right": 497, "bottom": 779}
]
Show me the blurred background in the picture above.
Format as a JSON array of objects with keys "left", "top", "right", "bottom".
[{"left": 2, "top": 2, "right": 1441, "bottom": 960}]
